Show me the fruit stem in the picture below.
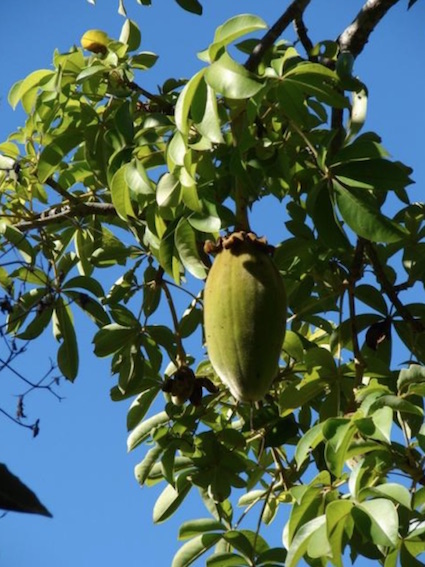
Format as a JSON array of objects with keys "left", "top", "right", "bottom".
[
  {"left": 231, "top": 107, "right": 252, "bottom": 232},
  {"left": 234, "top": 178, "right": 251, "bottom": 232},
  {"left": 161, "top": 278, "right": 186, "bottom": 366}
]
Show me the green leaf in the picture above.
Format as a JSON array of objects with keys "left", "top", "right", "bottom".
[
  {"left": 153, "top": 475, "right": 192, "bottom": 523},
  {"left": 222, "top": 530, "right": 254, "bottom": 557},
  {"left": 285, "top": 75, "right": 348, "bottom": 109},
  {"left": 179, "top": 518, "right": 226, "bottom": 540},
  {"left": 175, "top": 218, "right": 207, "bottom": 279},
  {"left": 62, "top": 275, "right": 104, "bottom": 297},
  {"left": 192, "top": 81, "right": 224, "bottom": 144},
  {"left": 93, "top": 323, "right": 139, "bottom": 357},
  {"left": 285, "top": 515, "right": 327, "bottom": 567},
  {"left": 0, "top": 222, "right": 35, "bottom": 263},
  {"left": 156, "top": 172, "right": 181, "bottom": 208},
  {"left": 167, "top": 132, "right": 187, "bottom": 169},
  {"left": 282, "top": 330, "right": 304, "bottom": 362},
  {"left": 355, "top": 284, "right": 388, "bottom": 315},
  {"left": 17, "top": 307, "right": 53, "bottom": 341},
  {"left": 130, "top": 51, "right": 158, "bottom": 70},
  {"left": 119, "top": 19, "right": 141, "bottom": 51},
  {"left": 295, "top": 422, "right": 324, "bottom": 469},
  {"left": 362, "top": 483, "right": 411, "bottom": 510},
  {"left": 175, "top": 70, "right": 206, "bottom": 135},
  {"left": 0, "top": 464, "right": 52, "bottom": 517},
  {"left": 331, "top": 159, "right": 413, "bottom": 191},
  {"left": 307, "top": 182, "right": 350, "bottom": 250},
  {"left": 334, "top": 182, "right": 407, "bottom": 243},
  {"left": 110, "top": 165, "right": 136, "bottom": 220},
  {"left": 400, "top": 543, "right": 425, "bottom": 567},
  {"left": 352, "top": 499, "right": 399, "bottom": 547},
  {"left": 55, "top": 298, "right": 79, "bottom": 381},
  {"left": 209, "top": 14, "right": 267, "bottom": 61},
  {"left": 172, "top": 533, "right": 222, "bottom": 567},
  {"left": 38, "top": 131, "right": 82, "bottom": 183},
  {"left": 326, "top": 500, "right": 353, "bottom": 567},
  {"left": 398, "top": 364, "right": 425, "bottom": 393},
  {"left": 134, "top": 445, "right": 164, "bottom": 486},
  {"left": 127, "top": 411, "right": 169, "bottom": 451},
  {"left": 127, "top": 386, "right": 160, "bottom": 431},
  {"left": 8, "top": 70, "right": 54, "bottom": 109},
  {"left": 65, "top": 292, "right": 110, "bottom": 327},
  {"left": 175, "top": 0, "right": 202, "bottom": 15},
  {"left": 370, "top": 394, "right": 423, "bottom": 416},
  {"left": 323, "top": 418, "right": 357, "bottom": 477},
  {"left": 207, "top": 552, "right": 249, "bottom": 566},
  {"left": 205, "top": 52, "right": 263, "bottom": 99}
]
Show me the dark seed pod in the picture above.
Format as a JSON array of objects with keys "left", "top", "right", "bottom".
[{"left": 365, "top": 319, "right": 392, "bottom": 351}]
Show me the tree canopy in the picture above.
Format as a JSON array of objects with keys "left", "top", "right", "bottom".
[{"left": 2, "top": 0, "right": 425, "bottom": 565}]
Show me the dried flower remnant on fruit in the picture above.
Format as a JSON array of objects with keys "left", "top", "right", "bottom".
[{"left": 162, "top": 366, "right": 218, "bottom": 406}]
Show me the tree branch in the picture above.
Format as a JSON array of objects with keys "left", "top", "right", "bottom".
[
  {"left": 14, "top": 202, "right": 117, "bottom": 231},
  {"left": 364, "top": 240, "right": 425, "bottom": 332},
  {"left": 294, "top": 13, "right": 315, "bottom": 58},
  {"left": 337, "top": 0, "right": 400, "bottom": 57},
  {"left": 245, "top": 0, "right": 312, "bottom": 72}
]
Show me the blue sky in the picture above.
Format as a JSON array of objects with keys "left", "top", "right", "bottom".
[{"left": 1, "top": 1, "right": 425, "bottom": 566}]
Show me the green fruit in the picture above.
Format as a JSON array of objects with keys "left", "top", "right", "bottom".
[{"left": 203, "top": 232, "right": 286, "bottom": 402}]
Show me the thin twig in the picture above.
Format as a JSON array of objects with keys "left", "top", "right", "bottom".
[
  {"left": 364, "top": 240, "right": 424, "bottom": 333},
  {"left": 347, "top": 239, "right": 366, "bottom": 389},
  {"left": 245, "top": 0, "right": 312, "bottom": 72},
  {"left": 14, "top": 201, "right": 117, "bottom": 231},
  {"left": 294, "top": 14, "right": 315, "bottom": 58},
  {"left": 161, "top": 278, "right": 186, "bottom": 365},
  {"left": 45, "top": 177, "right": 80, "bottom": 205}
]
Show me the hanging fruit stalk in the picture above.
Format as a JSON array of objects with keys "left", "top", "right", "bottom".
[{"left": 203, "top": 231, "right": 287, "bottom": 402}]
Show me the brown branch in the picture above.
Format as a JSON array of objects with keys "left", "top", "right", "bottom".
[
  {"left": 127, "top": 81, "right": 174, "bottom": 114},
  {"left": 14, "top": 202, "right": 117, "bottom": 231},
  {"left": 364, "top": 240, "right": 425, "bottom": 332},
  {"left": 45, "top": 177, "right": 80, "bottom": 205},
  {"left": 245, "top": 0, "right": 312, "bottom": 72},
  {"left": 294, "top": 14, "right": 315, "bottom": 59},
  {"left": 337, "top": 0, "right": 400, "bottom": 57}
]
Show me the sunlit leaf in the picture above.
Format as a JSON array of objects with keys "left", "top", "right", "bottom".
[
  {"left": 205, "top": 52, "right": 263, "bottom": 99},
  {"left": 153, "top": 475, "right": 192, "bottom": 523},
  {"left": 172, "top": 533, "right": 222, "bottom": 567},
  {"left": 175, "top": 218, "right": 207, "bottom": 279},
  {"left": 352, "top": 499, "right": 399, "bottom": 547}
]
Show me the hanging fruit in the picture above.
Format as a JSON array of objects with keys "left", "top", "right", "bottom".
[{"left": 203, "top": 231, "right": 287, "bottom": 402}]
